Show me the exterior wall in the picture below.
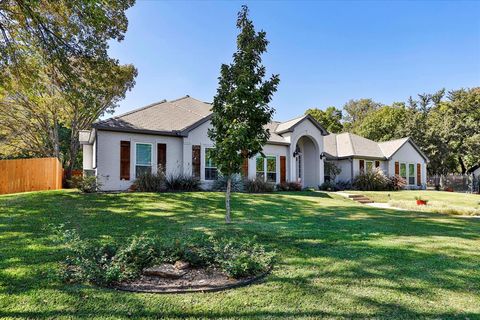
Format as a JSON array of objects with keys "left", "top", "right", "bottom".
[
  {"left": 473, "top": 167, "right": 480, "bottom": 178},
  {"left": 96, "top": 130, "right": 183, "bottom": 191},
  {"left": 329, "top": 159, "right": 353, "bottom": 182},
  {"left": 387, "top": 141, "right": 427, "bottom": 188},
  {"left": 88, "top": 118, "right": 327, "bottom": 191},
  {"left": 82, "top": 144, "right": 93, "bottom": 170},
  {"left": 185, "top": 120, "right": 289, "bottom": 187},
  {"left": 286, "top": 119, "right": 325, "bottom": 187}
]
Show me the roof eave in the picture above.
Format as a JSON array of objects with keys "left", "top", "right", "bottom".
[{"left": 94, "top": 125, "right": 187, "bottom": 137}]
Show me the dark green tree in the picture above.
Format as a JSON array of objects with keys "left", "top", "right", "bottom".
[
  {"left": 342, "top": 98, "right": 381, "bottom": 131},
  {"left": 208, "top": 6, "right": 280, "bottom": 223},
  {"left": 354, "top": 104, "right": 408, "bottom": 141},
  {"left": 305, "top": 106, "right": 343, "bottom": 133}
]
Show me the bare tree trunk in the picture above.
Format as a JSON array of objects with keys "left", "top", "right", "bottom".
[
  {"left": 225, "top": 176, "right": 232, "bottom": 223},
  {"left": 458, "top": 156, "right": 467, "bottom": 175}
]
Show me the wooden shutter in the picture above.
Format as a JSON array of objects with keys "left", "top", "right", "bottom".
[
  {"left": 359, "top": 160, "right": 365, "bottom": 173},
  {"left": 280, "top": 156, "right": 286, "bottom": 183},
  {"left": 192, "top": 145, "right": 201, "bottom": 179},
  {"left": 395, "top": 161, "right": 400, "bottom": 175},
  {"left": 120, "top": 141, "right": 130, "bottom": 180},
  {"left": 241, "top": 157, "right": 249, "bottom": 179},
  {"left": 417, "top": 163, "right": 421, "bottom": 186},
  {"left": 375, "top": 160, "right": 380, "bottom": 168},
  {"left": 157, "top": 143, "right": 166, "bottom": 173}
]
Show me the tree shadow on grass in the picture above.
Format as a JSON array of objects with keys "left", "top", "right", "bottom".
[{"left": 0, "top": 190, "right": 479, "bottom": 318}]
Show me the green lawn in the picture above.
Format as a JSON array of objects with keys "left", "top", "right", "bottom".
[
  {"left": 348, "top": 190, "right": 480, "bottom": 215},
  {"left": 1, "top": 190, "right": 480, "bottom": 319}
]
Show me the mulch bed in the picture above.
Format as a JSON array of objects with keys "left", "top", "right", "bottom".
[{"left": 114, "top": 266, "right": 270, "bottom": 294}]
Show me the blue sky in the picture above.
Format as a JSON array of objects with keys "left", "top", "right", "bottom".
[{"left": 108, "top": 0, "right": 480, "bottom": 121}]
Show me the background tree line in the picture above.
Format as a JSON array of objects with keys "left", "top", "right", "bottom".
[{"left": 306, "top": 87, "right": 480, "bottom": 176}]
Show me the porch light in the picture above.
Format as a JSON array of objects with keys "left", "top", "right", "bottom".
[
  {"left": 293, "top": 150, "right": 302, "bottom": 157},
  {"left": 320, "top": 152, "right": 326, "bottom": 160}
]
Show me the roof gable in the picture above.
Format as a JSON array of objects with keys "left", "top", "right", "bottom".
[
  {"left": 324, "top": 133, "right": 428, "bottom": 161},
  {"left": 275, "top": 114, "right": 328, "bottom": 135}
]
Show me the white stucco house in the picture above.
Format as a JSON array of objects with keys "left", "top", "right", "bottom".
[{"left": 79, "top": 96, "right": 429, "bottom": 191}]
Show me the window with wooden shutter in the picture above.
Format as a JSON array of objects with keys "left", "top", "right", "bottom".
[
  {"left": 241, "top": 157, "right": 249, "bottom": 179},
  {"left": 120, "top": 141, "right": 130, "bottom": 180},
  {"left": 192, "top": 145, "right": 201, "bottom": 179},
  {"left": 359, "top": 160, "right": 365, "bottom": 173},
  {"left": 157, "top": 143, "right": 166, "bottom": 173},
  {"left": 417, "top": 163, "right": 421, "bottom": 186},
  {"left": 395, "top": 161, "right": 400, "bottom": 175},
  {"left": 280, "top": 156, "right": 286, "bottom": 183}
]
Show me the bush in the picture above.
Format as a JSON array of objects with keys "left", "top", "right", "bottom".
[
  {"left": 70, "top": 175, "right": 101, "bottom": 193},
  {"left": 214, "top": 237, "right": 275, "bottom": 278},
  {"left": 133, "top": 171, "right": 166, "bottom": 192},
  {"left": 319, "top": 181, "right": 338, "bottom": 191},
  {"left": 353, "top": 169, "right": 390, "bottom": 191},
  {"left": 335, "top": 180, "right": 352, "bottom": 191},
  {"left": 57, "top": 229, "right": 274, "bottom": 286},
  {"left": 165, "top": 173, "right": 200, "bottom": 192},
  {"left": 212, "top": 174, "right": 244, "bottom": 192},
  {"left": 245, "top": 178, "right": 274, "bottom": 193},
  {"left": 388, "top": 174, "right": 406, "bottom": 191},
  {"left": 276, "top": 182, "right": 302, "bottom": 191}
]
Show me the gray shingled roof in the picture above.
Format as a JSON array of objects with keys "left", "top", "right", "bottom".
[
  {"left": 94, "top": 96, "right": 290, "bottom": 144},
  {"left": 324, "top": 133, "right": 428, "bottom": 161},
  {"left": 94, "top": 96, "right": 212, "bottom": 134}
]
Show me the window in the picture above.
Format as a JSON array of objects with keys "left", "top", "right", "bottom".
[
  {"left": 256, "top": 156, "right": 265, "bottom": 180},
  {"left": 400, "top": 163, "right": 407, "bottom": 180},
  {"left": 408, "top": 163, "right": 415, "bottom": 185},
  {"left": 135, "top": 143, "right": 152, "bottom": 178},
  {"left": 205, "top": 148, "right": 217, "bottom": 180},
  {"left": 266, "top": 156, "right": 277, "bottom": 182},
  {"left": 366, "top": 161, "right": 373, "bottom": 172},
  {"left": 256, "top": 155, "right": 277, "bottom": 182}
]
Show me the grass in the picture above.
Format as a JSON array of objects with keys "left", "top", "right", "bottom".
[
  {"left": 1, "top": 190, "right": 480, "bottom": 319},
  {"left": 348, "top": 190, "right": 480, "bottom": 216}
]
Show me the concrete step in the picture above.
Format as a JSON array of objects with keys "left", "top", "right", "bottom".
[
  {"left": 357, "top": 199, "right": 374, "bottom": 204},
  {"left": 348, "top": 194, "right": 365, "bottom": 199}
]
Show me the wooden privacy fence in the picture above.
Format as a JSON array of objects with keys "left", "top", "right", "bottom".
[{"left": 0, "top": 157, "right": 63, "bottom": 195}]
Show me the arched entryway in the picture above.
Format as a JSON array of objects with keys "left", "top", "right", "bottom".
[{"left": 293, "top": 135, "right": 320, "bottom": 188}]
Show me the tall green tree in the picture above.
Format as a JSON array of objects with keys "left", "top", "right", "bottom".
[
  {"left": 305, "top": 106, "right": 343, "bottom": 133},
  {"left": 208, "top": 6, "right": 279, "bottom": 223},
  {"left": 354, "top": 104, "right": 408, "bottom": 141},
  {"left": 342, "top": 98, "right": 381, "bottom": 131}
]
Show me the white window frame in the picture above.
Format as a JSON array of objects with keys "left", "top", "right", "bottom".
[
  {"left": 256, "top": 155, "right": 277, "bottom": 183},
  {"left": 266, "top": 155, "right": 277, "bottom": 183},
  {"left": 408, "top": 163, "right": 416, "bottom": 185},
  {"left": 365, "top": 160, "right": 374, "bottom": 172},
  {"left": 134, "top": 142, "right": 153, "bottom": 178},
  {"left": 204, "top": 147, "right": 217, "bottom": 181}
]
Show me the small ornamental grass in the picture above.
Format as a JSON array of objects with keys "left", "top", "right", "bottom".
[{"left": 55, "top": 228, "right": 275, "bottom": 287}]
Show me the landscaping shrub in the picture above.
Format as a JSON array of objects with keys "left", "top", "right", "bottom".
[
  {"left": 276, "top": 181, "right": 302, "bottom": 191},
  {"left": 70, "top": 175, "right": 101, "bottom": 193},
  {"left": 245, "top": 178, "right": 274, "bottom": 193},
  {"left": 388, "top": 174, "right": 407, "bottom": 191},
  {"left": 214, "top": 237, "right": 275, "bottom": 278},
  {"left": 319, "top": 181, "right": 338, "bottom": 191},
  {"left": 165, "top": 173, "right": 200, "bottom": 192},
  {"left": 353, "top": 169, "right": 390, "bottom": 191},
  {"left": 133, "top": 171, "right": 166, "bottom": 192},
  {"left": 57, "top": 229, "right": 275, "bottom": 286},
  {"left": 335, "top": 180, "right": 352, "bottom": 191},
  {"left": 212, "top": 174, "right": 244, "bottom": 192}
]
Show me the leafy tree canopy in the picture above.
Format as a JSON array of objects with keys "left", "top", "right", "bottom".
[{"left": 305, "top": 106, "right": 343, "bottom": 133}]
